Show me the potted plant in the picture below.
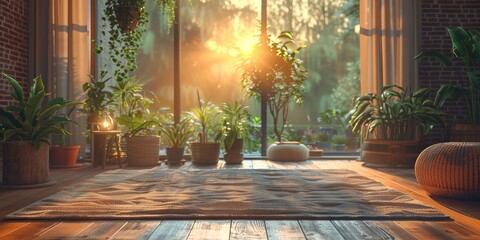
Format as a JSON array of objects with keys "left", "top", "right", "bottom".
[
  {"left": 0, "top": 74, "right": 78, "bottom": 187},
  {"left": 188, "top": 93, "right": 223, "bottom": 165},
  {"left": 221, "top": 101, "right": 255, "bottom": 165},
  {"left": 331, "top": 134, "right": 347, "bottom": 151},
  {"left": 348, "top": 85, "right": 446, "bottom": 167},
  {"left": 117, "top": 94, "right": 166, "bottom": 166},
  {"left": 238, "top": 31, "right": 309, "bottom": 161},
  {"left": 159, "top": 114, "right": 194, "bottom": 165},
  {"left": 415, "top": 26, "right": 480, "bottom": 141},
  {"left": 49, "top": 106, "right": 82, "bottom": 168},
  {"left": 82, "top": 72, "right": 114, "bottom": 123}
]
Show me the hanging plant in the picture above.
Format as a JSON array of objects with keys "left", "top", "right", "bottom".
[{"left": 97, "top": 0, "right": 177, "bottom": 84}]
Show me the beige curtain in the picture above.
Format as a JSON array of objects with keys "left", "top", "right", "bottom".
[
  {"left": 359, "top": 0, "right": 420, "bottom": 94},
  {"left": 48, "top": 0, "right": 91, "bottom": 157}
]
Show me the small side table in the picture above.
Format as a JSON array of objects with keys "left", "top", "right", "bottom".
[{"left": 92, "top": 130, "right": 122, "bottom": 169}]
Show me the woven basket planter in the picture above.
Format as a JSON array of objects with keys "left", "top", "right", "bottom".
[
  {"left": 224, "top": 139, "right": 244, "bottom": 165},
  {"left": 126, "top": 136, "right": 161, "bottom": 167},
  {"left": 361, "top": 139, "right": 425, "bottom": 167},
  {"left": 415, "top": 142, "right": 480, "bottom": 200},
  {"left": 190, "top": 142, "right": 220, "bottom": 165}
]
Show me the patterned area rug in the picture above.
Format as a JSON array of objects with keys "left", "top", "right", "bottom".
[{"left": 6, "top": 168, "right": 449, "bottom": 220}]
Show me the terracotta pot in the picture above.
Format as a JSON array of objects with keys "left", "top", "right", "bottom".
[
  {"left": 2, "top": 141, "right": 53, "bottom": 187},
  {"left": 50, "top": 145, "right": 80, "bottom": 167},
  {"left": 190, "top": 142, "right": 220, "bottom": 165},
  {"left": 361, "top": 139, "right": 426, "bottom": 167}
]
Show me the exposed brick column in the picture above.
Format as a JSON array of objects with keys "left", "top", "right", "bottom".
[
  {"left": 0, "top": 0, "right": 29, "bottom": 107},
  {"left": 419, "top": 0, "right": 480, "bottom": 143}
]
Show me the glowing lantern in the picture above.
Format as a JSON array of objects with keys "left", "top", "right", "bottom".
[{"left": 99, "top": 110, "right": 114, "bottom": 131}]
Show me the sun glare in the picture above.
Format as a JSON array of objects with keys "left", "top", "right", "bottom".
[{"left": 235, "top": 36, "right": 257, "bottom": 55}]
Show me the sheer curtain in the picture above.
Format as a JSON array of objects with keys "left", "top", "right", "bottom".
[
  {"left": 34, "top": 0, "right": 91, "bottom": 158},
  {"left": 359, "top": 0, "right": 420, "bottom": 94}
]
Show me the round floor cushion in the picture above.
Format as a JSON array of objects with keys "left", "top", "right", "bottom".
[
  {"left": 415, "top": 142, "right": 480, "bottom": 200},
  {"left": 267, "top": 142, "right": 309, "bottom": 162}
]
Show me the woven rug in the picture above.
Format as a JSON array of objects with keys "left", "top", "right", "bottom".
[{"left": 6, "top": 168, "right": 449, "bottom": 220}]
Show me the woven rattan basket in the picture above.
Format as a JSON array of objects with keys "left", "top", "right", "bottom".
[
  {"left": 415, "top": 142, "right": 480, "bottom": 200},
  {"left": 126, "top": 136, "right": 161, "bottom": 167},
  {"left": 190, "top": 142, "right": 220, "bottom": 165}
]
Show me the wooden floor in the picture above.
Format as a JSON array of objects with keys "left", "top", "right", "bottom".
[{"left": 0, "top": 159, "right": 479, "bottom": 239}]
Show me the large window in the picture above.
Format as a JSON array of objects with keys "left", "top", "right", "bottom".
[{"left": 98, "top": 0, "right": 360, "bottom": 154}]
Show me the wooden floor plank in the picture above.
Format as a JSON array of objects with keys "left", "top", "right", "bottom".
[
  {"left": 36, "top": 221, "right": 93, "bottom": 239},
  {"left": 187, "top": 220, "right": 231, "bottom": 240},
  {"left": 331, "top": 220, "right": 382, "bottom": 240},
  {"left": 4, "top": 221, "right": 58, "bottom": 238},
  {"left": 75, "top": 221, "right": 128, "bottom": 239},
  {"left": 363, "top": 221, "right": 418, "bottom": 240},
  {"left": 0, "top": 221, "right": 30, "bottom": 237},
  {"left": 229, "top": 220, "right": 267, "bottom": 240},
  {"left": 110, "top": 221, "right": 160, "bottom": 240},
  {"left": 148, "top": 220, "right": 194, "bottom": 240},
  {"left": 298, "top": 220, "right": 345, "bottom": 240},
  {"left": 251, "top": 160, "right": 271, "bottom": 169},
  {"left": 395, "top": 221, "right": 457, "bottom": 240},
  {"left": 429, "top": 221, "right": 480, "bottom": 240},
  {"left": 296, "top": 160, "right": 320, "bottom": 169},
  {"left": 265, "top": 220, "right": 306, "bottom": 240}
]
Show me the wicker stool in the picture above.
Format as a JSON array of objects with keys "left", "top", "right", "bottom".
[{"left": 415, "top": 142, "right": 480, "bottom": 200}]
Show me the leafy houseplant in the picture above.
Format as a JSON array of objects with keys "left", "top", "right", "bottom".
[
  {"left": 188, "top": 94, "right": 223, "bottom": 165},
  {"left": 0, "top": 74, "right": 78, "bottom": 187},
  {"left": 82, "top": 73, "right": 113, "bottom": 122},
  {"left": 415, "top": 26, "right": 480, "bottom": 141},
  {"left": 50, "top": 106, "right": 82, "bottom": 168},
  {"left": 159, "top": 114, "right": 194, "bottom": 164},
  {"left": 221, "top": 101, "right": 255, "bottom": 164},
  {"left": 239, "top": 31, "right": 308, "bottom": 142},
  {"left": 348, "top": 85, "right": 446, "bottom": 166},
  {"left": 238, "top": 31, "right": 309, "bottom": 161},
  {"left": 116, "top": 93, "right": 166, "bottom": 166}
]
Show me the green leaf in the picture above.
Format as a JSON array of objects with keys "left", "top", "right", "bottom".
[
  {"left": 24, "top": 90, "right": 45, "bottom": 124},
  {"left": 3, "top": 73, "right": 25, "bottom": 106}
]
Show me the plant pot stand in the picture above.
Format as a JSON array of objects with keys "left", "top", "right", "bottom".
[{"left": 267, "top": 141, "right": 309, "bottom": 162}]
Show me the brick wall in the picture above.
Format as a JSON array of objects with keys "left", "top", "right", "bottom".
[
  {"left": 419, "top": 0, "right": 480, "bottom": 143},
  {"left": 0, "top": 0, "right": 29, "bottom": 108}
]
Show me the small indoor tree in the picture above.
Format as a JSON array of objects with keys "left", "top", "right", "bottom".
[{"left": 238, "top": 31, "right": 307, "bottom": 142}]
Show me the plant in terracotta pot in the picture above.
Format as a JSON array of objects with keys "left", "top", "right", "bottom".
[
  {"left": 221, "top": 101, "right": 256, "bottom": 165},
  {"left": 49, "top": 106, "right": 83, "bottom": 168},
  {"left": 415, "top": 26, "right": 480, "bottom": 141},
  {"left": 188, "top": 93, "right": 223, "bottom": 165},
  {"left": 238, "top": 31, "right": 308, "bottom": 161},
  {"left": 0, "top": 73, "right": 79, "bottom": 187},
  {"left": 159, "top": 114, "right": 194, "bottom": 165},
  {"left": 348, "top": 85, "right": 446, "bottom": 167}
]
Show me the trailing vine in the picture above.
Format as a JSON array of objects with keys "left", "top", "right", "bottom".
[{"left": 96, "top": 0, "right": 177, "bottom": 84}]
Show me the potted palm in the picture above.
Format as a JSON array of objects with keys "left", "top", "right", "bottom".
[
  {"left": 159, "top": 114, "right": 194, "bottom": 165},
  {"left": 415, "top": 26, "right": 480, "bottom": 141},
  {"left": 348, "top": 85, "right": 446, "bottom": 167},
  {"left": 188, "top": 93, "right": 223, "bottom": 165},
  {"left": 221, "top": 101, "right": 255, "bottom": 165},
  {"left": 0, "top": 74, "right": 78, "bottom": 187},
  {"left": 238, "top": 31, "right": 309, "bottom": 161}
]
